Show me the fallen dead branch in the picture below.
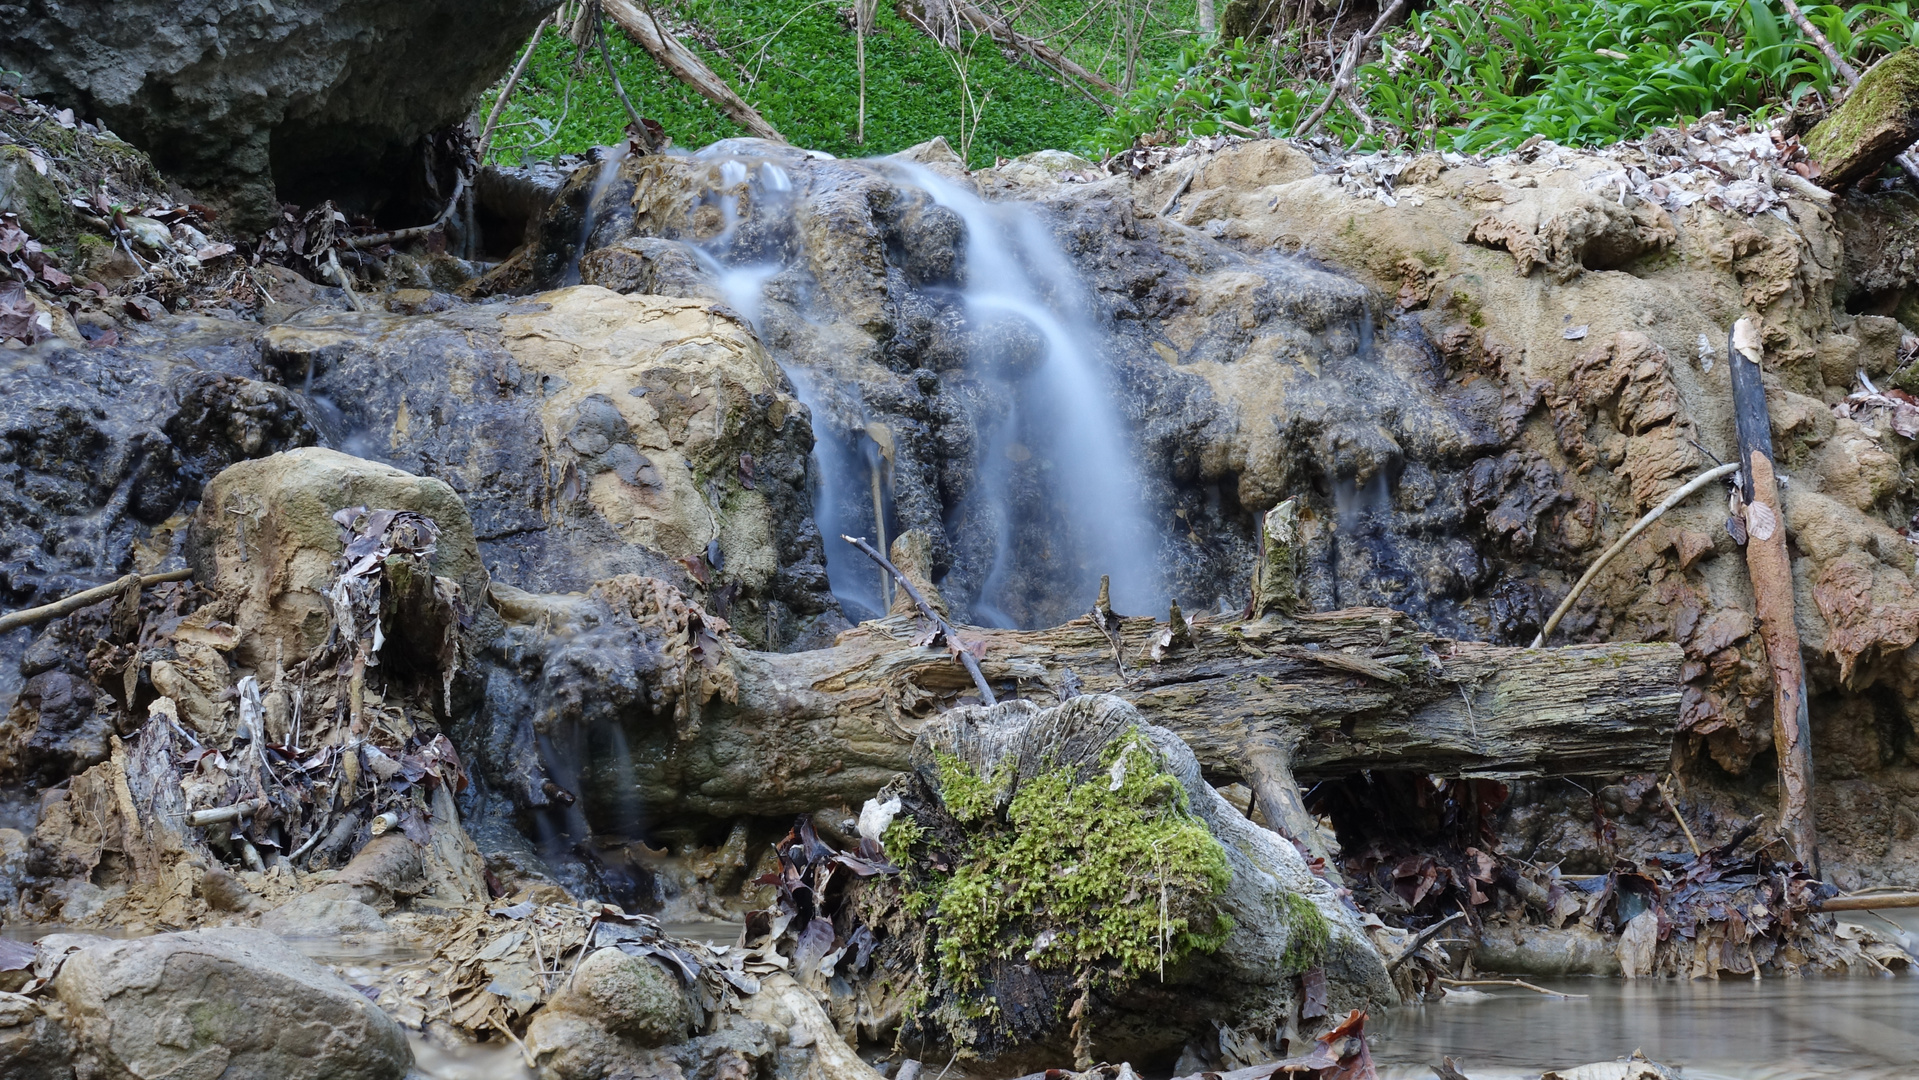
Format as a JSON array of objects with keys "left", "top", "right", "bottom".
[
  {"left": 1438, "top": 976, "right": 1586, "bottom": 998},
  {"left": 1293, "top": 0, "right": 1408, "bottom": 139},
  {"left": 1531, "top": 461, "right": 1739, "bottom": 647},
  {"left": 842, "top": 534, "right": 996, "bottom": 705},
  {"left": 1817, "top": 891, "right": 1919, "bottom": 911},
  {"left": 478, "top": 13, "right": 554, "bottom": 163},
  {"left": 0, "top": 568, "right": 193, "bottom": 635},
  {"left": 1729, "top": 317, "right": 1816, "bottom": 870},
  {"left": 604, "top": 0, "right": 787, "bottom": 142}
]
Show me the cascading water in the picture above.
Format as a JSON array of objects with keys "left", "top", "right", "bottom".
[{"left": 678, "top": 147, "right": 1164, "bottom": 627}]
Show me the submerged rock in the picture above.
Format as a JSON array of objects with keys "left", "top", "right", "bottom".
[{"left": 50, "top": 927, "right": 412, "bottom": 1079}]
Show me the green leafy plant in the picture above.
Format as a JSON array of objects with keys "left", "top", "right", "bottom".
[{"left": 1095, "top": 1, "right": 1919, "bottom": 156}]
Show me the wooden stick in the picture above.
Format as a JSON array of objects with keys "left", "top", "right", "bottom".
[
  {"left": 186, "top": 798, "right": 269, "bottom": 828},
  {"left": 1292, "top": 0, "right": 1406, "bottom": 139},
  {"left": 1657, "top": 775, "right": 1702, "bottom": 857},
  {"left": 341, "top": 170, "right": 470, "bottom": 250},
  {"left": 604, "top": 0, "right": 788, "bottom": 142},
  {"left": 1438, "top": 976, "right": 1586, "bottom": 998},
  {"left": 0, "top": 568, "right": 192, "bottom": 635},
  {"left": 1729, "top": 317, "right": 1816, "bottom": 871},
  {"left": 1816, "top": 892, "right": 1919, "bottom": 911},
  {"left": 1531, "top": 462, "right": 1738, "bottom": 647},
  {"left": 843, "top": 534, "right": 996, "bottom": 705},
  {"left": 1387, "top": 910, "right": 1465, "bottom": 970},
  {"left": 478, "top": 13, "right": 553, "bottom": 164}
]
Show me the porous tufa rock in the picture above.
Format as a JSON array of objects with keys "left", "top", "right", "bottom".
[
  {"left": 184, "top": 446, "right": 488, "bottom": 669},
  {"left": 525, "top": 947, "right": 698, "bottom": 1078}
]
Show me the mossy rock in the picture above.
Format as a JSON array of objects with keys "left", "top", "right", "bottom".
[
  {"left": 866, "top": 695, "right": 1395, "bottom": 1068},
  {"left": 1806, "top": 49, "right": 1919, "bottom": 189},
  {"left": 0, "top": 144, "right": 73, "bottom": 240}
]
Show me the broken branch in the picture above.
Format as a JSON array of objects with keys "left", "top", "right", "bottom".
[
  {"left": 1729, "top": 316, "right": 1816, "bottom": 872},
  {"left": 1292, "top": 0, "right": 1407, "bottom": 139},
  {"left": 0, "top": 568, "right": 193, "bottom": 635},
  {"left": 842, "top": 534, "right": 996, "bottom": 705},
  {"left": 603, "top": 0, "right": 788, "bottom": 142},
  {"left": 1531, "top": 461, "right": 1739, "bottom": 648}
]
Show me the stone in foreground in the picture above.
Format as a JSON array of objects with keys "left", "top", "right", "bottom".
[{"left": 51, "top": 927, "right": 411, "bottom": 1080}]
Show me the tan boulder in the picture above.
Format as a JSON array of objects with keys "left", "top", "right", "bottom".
[{"left": 186, "top": 446, "right": 486, "bottom": 668}]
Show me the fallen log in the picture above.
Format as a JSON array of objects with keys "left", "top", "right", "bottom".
[{"left": 552, "top": 586, "right": 1683, "bottom": 822}]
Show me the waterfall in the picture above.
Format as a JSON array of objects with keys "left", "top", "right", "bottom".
[
  {"left": 680, "top": 147, "right": 1164, "bottom": 628},
  {"left": 897, "top": 164, "right": 1162, "bottom": 624}
]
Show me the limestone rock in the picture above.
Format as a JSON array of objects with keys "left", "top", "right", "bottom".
[
  {"left": 0, "top": 0, "right": 558, "bottom": 226},
  {"left": 185, "top": 446, "right": 487, "bottom": 669},
  {"left": 1806, "top": 49, "right": 1919, "bottom": 189},
  {"left": 258, "top": 288, "right": 832, "bottom": 648},
  {"left": 0, "top": 990, "right": 71, "bottom": 1080},
  {"left": 526, "top": 947, "right": 696, "bottom": 1078},
  {"left": 51, "top": 927, "right": 411, "bottom": 1080}
]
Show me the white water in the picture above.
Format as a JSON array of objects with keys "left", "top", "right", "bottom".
[
  {"left": 681, "top": 148, "right": 1163, "bottom": 626},
  {"left": 898, "top": 162, "right": 1162, "bottom": 623}
]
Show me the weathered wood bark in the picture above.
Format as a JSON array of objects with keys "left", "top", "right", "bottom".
[
  {"left": 603, "top": 0, "right": 788, "bottom": 143},
  {"left": 1730, "top": 317, "right": 1816, "bottom": 868},
  {"left": 586, "top": 600, "right": 1683, "bottom": 821},
  {"left": 1805, "top": 48, "right": 1919, "bottom": 189}
]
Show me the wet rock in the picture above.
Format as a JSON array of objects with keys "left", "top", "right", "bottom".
[
  {"left": 0, "top": 0, "right": 558, "bottom": 227},
  {"left": 869, "top": 694, "right": 1394, "bottom": 1067},
  {"left": 185, "top": 446, "right": 488, "bottom": 669},
  {"left": 51, "top": 927, "right": 411, "bottom": 1080},
  {"left": 0, "top": 990, "right": 70, "bottom": 1080},
  {"left": 253, "top": 289, "right": 831, "bottom": 648},
  {"left": 524, "top": 946, "right": 697, "bottom": 1079},
  {"left": 260, "top": 894, "right": 393, "bottom": 937}
]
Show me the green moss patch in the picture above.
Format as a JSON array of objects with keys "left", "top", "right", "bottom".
[{"left": 908, "top": 731, "right": 1234, "bottom": 1000}]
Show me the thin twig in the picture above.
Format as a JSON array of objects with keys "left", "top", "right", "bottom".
[
  {"left": 597, "top": 20, "right": 655, "bottom": 151},
  {"left": 1293, "top": 0, "right": 1406, "bottom": 139},
  {"left": 479, "top": 14, "right": 554, "bottom": 164},
  {"left": 1657, "top": 774, "right": 1702, "bottom": 857},
  {"left": 1387, "top": 910, "right": 1466, "bottom": 971},
  {"left": 0, "top": 568, "right": 192, "bottom": 635},
  {"left": 1532, "top": 462, "right": 1739, "bottom": 647},
  {"left": 1438, "top": 977, "right": 1587, "bottom": 998},
  {"left": 340, "top": 170, "right": 470, "bottom": 250},
  {"left": 324, "top": 249, "right": 366, "bottom": 312},
  {"left": 841, "top": 534, "right": 997, "bottom": 705}
]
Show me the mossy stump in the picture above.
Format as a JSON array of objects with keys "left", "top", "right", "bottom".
[
  {"left": 1806, "top": 48, "right": 1919, "bottom": 189},
  {"left": 858, "top": 695, "right": 1394, "bottom": 1072}
]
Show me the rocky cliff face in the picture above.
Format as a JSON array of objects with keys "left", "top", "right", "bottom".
[
  {"left": 467, "top": 130, "right": 1919, "bottom": 884},
  {"left": 0, "top": 0, "right": 556, "bottom": 228}
]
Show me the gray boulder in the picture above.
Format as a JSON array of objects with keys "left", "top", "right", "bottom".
[
  {"left": 0, "top": 0, "right": 557, "bottom": 227},
  {"left": 51, "top": 927, "right": 411, "bottom": 1080}
]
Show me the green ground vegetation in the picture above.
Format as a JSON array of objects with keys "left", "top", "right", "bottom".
[
  {"left": 481, "top": 2, "right": 1919, "bottom": 169},
  {"left": 1101, "top": 1, "right": 1919, "bottom": 153},
  {"left": 479, "top": 1, "right": 1198, "bottom": 167}
]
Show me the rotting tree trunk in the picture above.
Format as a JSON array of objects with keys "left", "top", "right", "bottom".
[
  {"left": 1729, "top": 318, "right": 1816, "bottom": 869},
  {"left": 573, "top": 599, "right": 1684, "bottom": 822}
]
